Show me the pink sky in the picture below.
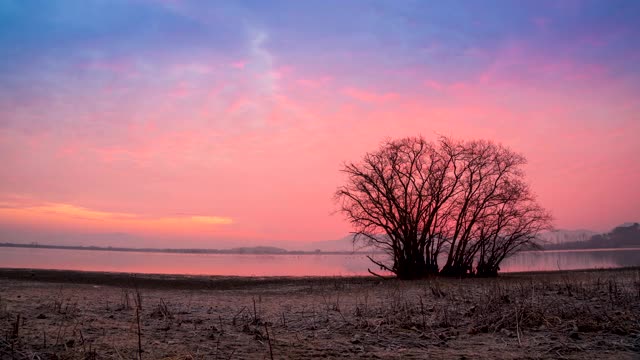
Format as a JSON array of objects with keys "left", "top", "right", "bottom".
[{"left": 0, "top": 1, "right": 638, "bottom": 248}]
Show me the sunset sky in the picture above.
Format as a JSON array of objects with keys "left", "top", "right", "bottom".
[{"left": 1, "top": 0, "right": 639, "bottom": 248}]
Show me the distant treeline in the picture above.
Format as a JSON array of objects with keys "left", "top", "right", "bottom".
[
  {"left": 3, "top": 224, "right": 637, "bottom": 254},
  {"left": 545, "top": 223, "right": 640, "bottom": 250},
  {"left": 0, "top": 243, "right": 365, "bottom": 255}
]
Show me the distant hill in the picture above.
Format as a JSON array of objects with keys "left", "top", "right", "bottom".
[
  {"left": 304, "top": 237, "right": 357, "bottom": 252},
  {"left": 228, "top": 246, "right": 288, "bottom": 254},
  {"left": 309, "top": 230, "right": 604, "bottom": 252},
  {"left": 304, "top": 227, "right": 636, "bottom": 252},
  {"left": 302, "top": 235, "right": 381, "bottom": 252},
  {"left": 538, "top": 229, "right": 597, "bottom": 245},
  {"left": 545, "top": 223, "right": 640, "bottom": 250}
]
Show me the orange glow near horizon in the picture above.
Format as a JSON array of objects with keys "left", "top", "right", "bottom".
[{"left": 0, "top": 200, "right": 233, "bottom": 236}]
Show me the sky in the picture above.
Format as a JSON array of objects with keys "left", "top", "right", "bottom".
[{"left": 0, "top": 0, "right": 639, "bottom": 249}]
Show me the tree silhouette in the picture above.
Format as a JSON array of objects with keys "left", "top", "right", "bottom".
[{"left": 336, "top": 136, "right": 551, "bottom": 279}]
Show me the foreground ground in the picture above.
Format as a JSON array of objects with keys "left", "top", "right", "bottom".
[{"left": 0, "top": 268, "right": 639, "bottom": 359}]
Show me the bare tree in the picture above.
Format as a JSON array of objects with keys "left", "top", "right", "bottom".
[{"left": 335, "top": 136, "right": 551, "bottom": 279}]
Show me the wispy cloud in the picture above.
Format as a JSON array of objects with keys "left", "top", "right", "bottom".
[{"left": 0, "top": 197, "right": 233, "bottom": 233}]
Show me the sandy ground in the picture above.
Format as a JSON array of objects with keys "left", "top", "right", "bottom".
[{"left": 0, "top": 268, "right": 639, "bottom": 359}]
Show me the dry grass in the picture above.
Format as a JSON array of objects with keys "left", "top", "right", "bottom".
[{"left": 1, "top": 268, "right": 639, "bottom": 359}]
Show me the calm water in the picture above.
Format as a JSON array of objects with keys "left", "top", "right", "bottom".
[{"left": 0, "top": 247, "right": 639, "bottom": 276}]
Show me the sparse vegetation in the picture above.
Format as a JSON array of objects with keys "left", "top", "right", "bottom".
[{"left": 1, "top": 268, "right": 639, "bottom": 359}]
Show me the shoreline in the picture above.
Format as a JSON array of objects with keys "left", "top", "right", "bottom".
[
  {"left": 1, "top": 266, "right": 638, "bottom": 290},
  {"left": 0, "top": 267, "right": 378, "bottom": 290}
]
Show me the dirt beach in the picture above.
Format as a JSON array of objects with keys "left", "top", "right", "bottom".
[{"left": 0, "top": 268, "right": 639, "bottom": 359}]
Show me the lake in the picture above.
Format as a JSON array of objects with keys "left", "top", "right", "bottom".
[{"left": 0, "top": 247, "right": 639, "bottom": 276}]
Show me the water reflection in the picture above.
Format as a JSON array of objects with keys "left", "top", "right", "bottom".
[
  {"left": 0, "top": 247, "right": 638, "bottom": 276},
  {"left": 501, "top": 249, "right": 640, "bottom": 272}
]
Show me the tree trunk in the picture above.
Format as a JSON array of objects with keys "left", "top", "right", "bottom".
[{"left": 395, "top": 254, "right": 435, "bottom": 279}]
